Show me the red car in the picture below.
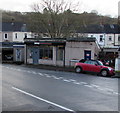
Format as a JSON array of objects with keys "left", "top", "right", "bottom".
[{"left": 75, "top": 60, "right": 115, "bottom": 77}]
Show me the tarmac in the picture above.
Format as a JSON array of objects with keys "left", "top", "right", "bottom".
[
  {"left": 2, "top": 62, "right": 120, "bottom": 78},
  {"left": 23, "top": 64, "right": 120, "bottom": 78}
]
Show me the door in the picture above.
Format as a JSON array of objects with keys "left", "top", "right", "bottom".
[
  {"left": 84, "top": 50, "right": 91, "bottom": 60},
  {"left": 16, "top": 49, "right": 21, "bottom": 61},
  {"left": 32, "top": 47, "right": 39, "bottom": 64}
]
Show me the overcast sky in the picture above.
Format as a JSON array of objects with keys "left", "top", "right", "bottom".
[{"left": 0, "top": 0, "right": 119, "bottom": 17}]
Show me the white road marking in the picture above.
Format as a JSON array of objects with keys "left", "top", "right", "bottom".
[
  {"left": 27, "top": 71, "right": 32, "bottom": 73},
  {"left": 69, "top": 79, "right": 76, "bottom": 82},
  {"left": 52, "top": 76, "right": 61, "bottom": 80},
  {"left": 44, "top": 74, "right": 49, "bottom": 76},
  {"left": 3, "top": 66, "right": 119, "bottom": 96},
  {"left": 73, "top": 82, "right": 80, "bottom": 85},
  {"left": 12, "top": 87, "right": 75, "bottom": 112},
  {"left": 63, "top": 79, "right": 71, "bottom": 82},
  {"left": 38, "top": 73, "right": 44, "bottom": 76},
  {"left": 84, "top": 85, "right": 93, "bottom": 88},
  {"left": 112, "top": 92, "right": 119, "bottom": 95},
  {"left": 91, "top": 84, "right": 100, "bottom": 88}
]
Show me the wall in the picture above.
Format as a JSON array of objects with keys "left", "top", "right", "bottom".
[
  {"left": 88, "top": 33, "right": 105, "bottom": 47},
  {"left": 104, "top": 34, "right": 115, "bottom": 47},
  {"left": 65, "top": 41, "right": 99, "bottom": 66},
  {"left": 13, "top": 32, "right": 33, "bottom": 42}
]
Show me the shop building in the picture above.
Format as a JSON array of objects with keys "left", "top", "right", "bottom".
[{"left": 24, "top": 37, "right": 100, "bottom": 67}]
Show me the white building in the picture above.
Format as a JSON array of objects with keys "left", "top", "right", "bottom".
[{"left": 0, "top": 22, "right": 33, "bottom": 62}]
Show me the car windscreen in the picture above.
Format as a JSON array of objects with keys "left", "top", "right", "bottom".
[{"left": 98, "top": 61, "right": 104, "bottom": 66}]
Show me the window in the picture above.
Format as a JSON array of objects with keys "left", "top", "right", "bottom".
[
  {"left": 100, "top": 35, "right": 103, "bottom": 42},
  {"left": 118, "top": 36, "right": 120, "bottom": 41},
  {"left": 39, "top": 47, "right": 53, "bottom": 60},
  {"left": 85, "top": 60, "right": 97, "bottom": 65},
  {"left": 4, "top": 33, "right": 8, "bottom": 39},
  {"left": 24, "top": 33, "right": 27, "bottom": 38},
  {"left": 109, "top": 36, "right": 112, "bottom": 41},
  {"left": 91, "top": 35, "right": 93, "bottom": 37},
  {"left": 15, "top": 33, "right": 17, "bottom": 39}
]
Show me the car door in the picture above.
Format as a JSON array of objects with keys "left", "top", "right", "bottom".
[
  {"left": 83, "top": 60, "right": 93, "bottom": 72},
  {"left": 90, "top": 61, "right": 102, "bottom": 73}
]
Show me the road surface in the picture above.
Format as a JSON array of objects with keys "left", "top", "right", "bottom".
[{"left": 1, "top": 64, "right": 119, "bottom": 112}]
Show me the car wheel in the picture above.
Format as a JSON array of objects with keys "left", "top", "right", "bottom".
[
  {"left": 75, "top": 67, "right": 82, "bottom": 73},
  {"left": 100, "top": 70, "right": 108, "bottom": 77}
]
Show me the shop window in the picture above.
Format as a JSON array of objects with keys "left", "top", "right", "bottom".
[{"left": 39, "top": 47, "right": 53, "bottom": 60}]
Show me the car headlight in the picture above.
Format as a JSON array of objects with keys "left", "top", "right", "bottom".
[{"left": 108, "top": 67, "right": 112, "bottom": 71}]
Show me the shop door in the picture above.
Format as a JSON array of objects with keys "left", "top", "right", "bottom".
[
  {"left": 32, "top": 48, "right": 39, "bottom": 64},
  {"left": 16, "top": 49, "right": 21, "bottom": 61},
  {"left": 84, "top": 50, "right": 91, "bottom": 60}
]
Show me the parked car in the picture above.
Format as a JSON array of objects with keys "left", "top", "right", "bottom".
[
  {"left": 75, "top": 60, "right": 115, "bottom": 77},
  {"left": 5, "top": 54, "right": 13, "bottom": 60}
]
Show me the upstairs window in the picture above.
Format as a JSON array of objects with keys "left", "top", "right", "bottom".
[
  {"left": 24, "top": 33, "right": 27, "bottom": 38},
  {"left": 4, "top": 33, "right": 8, "bottom": 39},
  {"left": 100, "top": 35, "right": 103, "bottom": 42},
  {"left": 109, "top": 36, "right": 112, "bottom": 41},
  {"left": 15, "top": 33, "right": 17, "bottom": 39},
  {"left": 91, "top": 35, "right": 93, "bottom": 37},
  {"left": 118, "top": 35, "right": 120, "bottom": 41}
]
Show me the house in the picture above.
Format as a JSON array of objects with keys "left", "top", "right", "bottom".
[
  {"left": 24, "top": 37, "right": 100, "bottom": 67},
  {"left": 76, "top": 24, "right": 120, "bottom": 65},
  {"left": 0, "top": 22, "right": 33, "bottom": 63}
]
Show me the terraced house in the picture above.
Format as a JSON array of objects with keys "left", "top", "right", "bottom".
[{"left": 0, "top": 22, "right": 33, "bottom": 63}]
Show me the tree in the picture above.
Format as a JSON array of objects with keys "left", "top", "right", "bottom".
[{"left": 29, "top": 0, "right": 80, "bottom": 38}]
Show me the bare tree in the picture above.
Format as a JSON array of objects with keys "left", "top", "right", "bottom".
[{"left": 30, "top": 0, "right": 80, "bottom": 38}]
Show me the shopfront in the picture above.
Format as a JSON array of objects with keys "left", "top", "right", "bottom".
[
  {"left": 25, "top": 38, "right": 66, "bottom": 66},
  {"left": 24, "top": 37, "right": 100, "bottom": 67}
]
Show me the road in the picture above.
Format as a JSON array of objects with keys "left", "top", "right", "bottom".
[{"left": 1, "top": 64, "right": 119, "bottom": 112}]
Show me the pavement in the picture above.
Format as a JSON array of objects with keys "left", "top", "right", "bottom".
[{"left": 23, "top": 64, "right": 120, "bottom": 78}]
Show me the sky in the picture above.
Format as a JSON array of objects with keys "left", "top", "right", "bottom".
[{"left": 0, "top": 0, "right": 120, "bottom": 17}]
